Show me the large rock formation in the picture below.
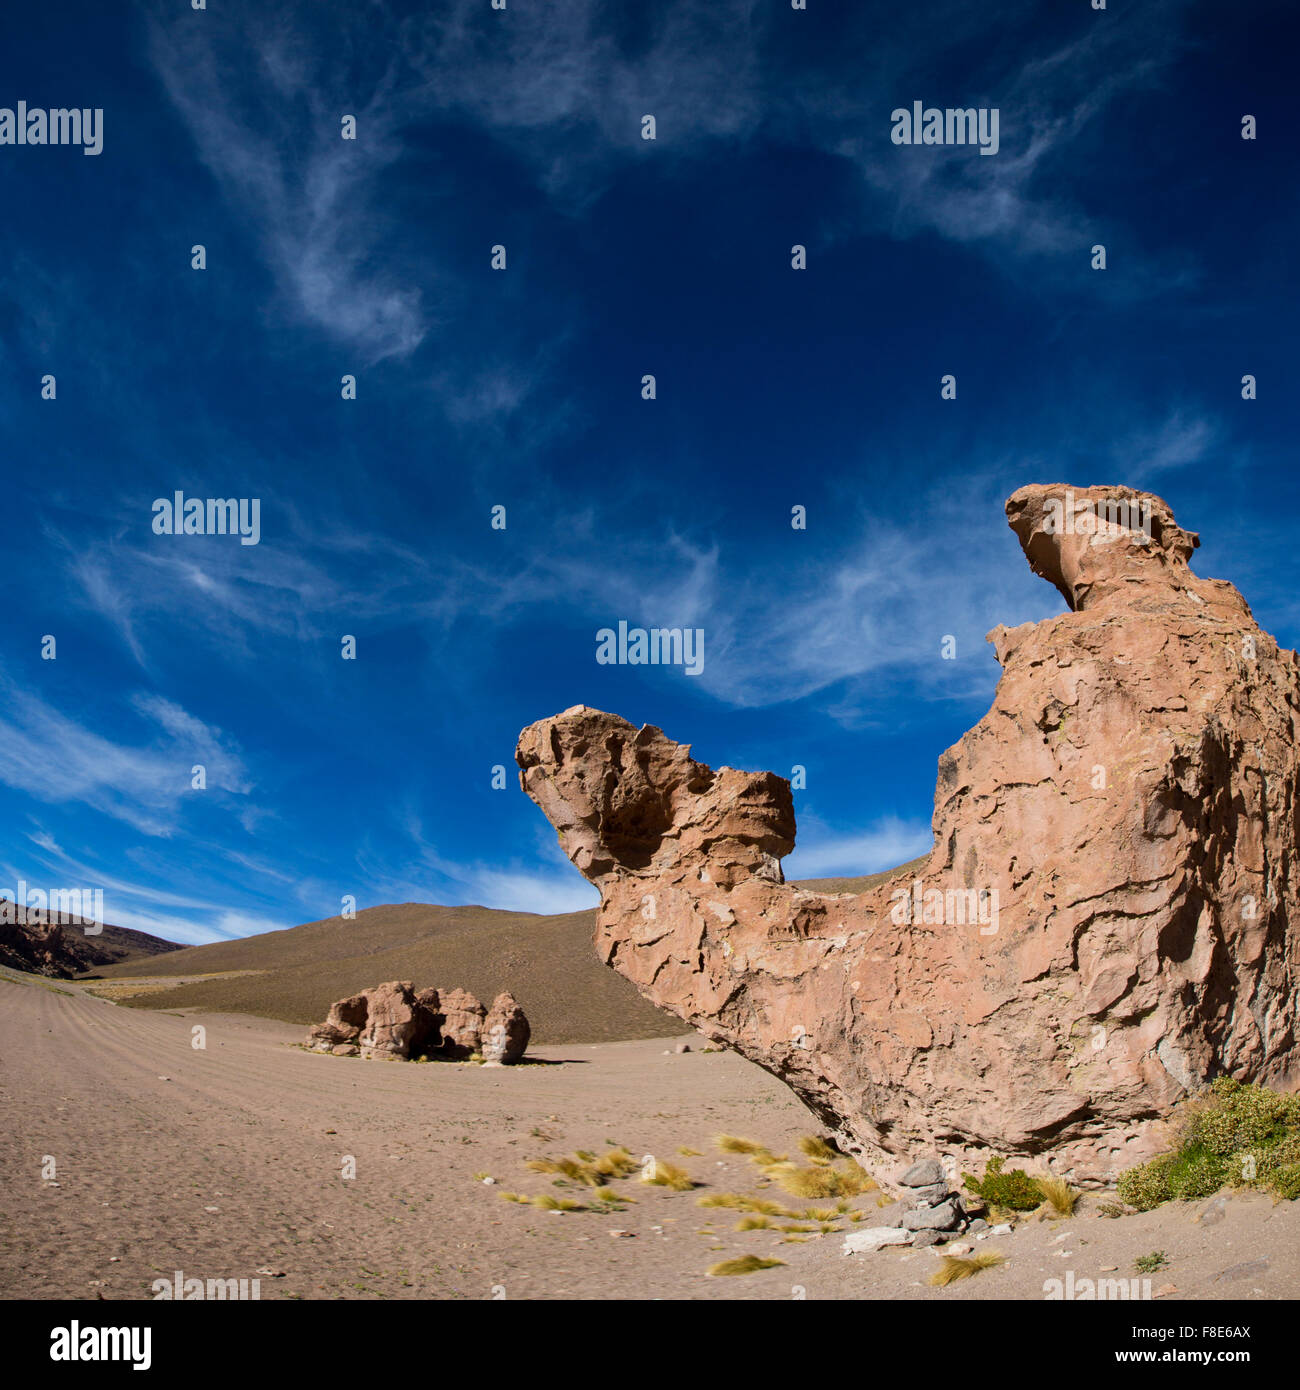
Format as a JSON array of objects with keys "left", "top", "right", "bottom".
[
  {"left": 306, "top": 981, "right": 529, "bottom": 1064},
  {"left": 482, "top": 991, "right": 531, "bottom": 1065},
  {"left": 436, "top": 987, "right": 488, "bottom": 1060},
  {"left": 516, "top": 484, "right": 1300, "bottom": 1182}
]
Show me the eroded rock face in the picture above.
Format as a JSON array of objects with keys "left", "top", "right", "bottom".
[
  {"left": 482, "top": 992, "right": 531, "bottom": 1065},
  {"left": 516, "top": 484, "right": 1300, "bottom": 1182},
  {"left": 437, "top": 988, "right": 487, "bottom": 1060}
]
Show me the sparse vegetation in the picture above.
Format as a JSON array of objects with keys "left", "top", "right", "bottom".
[
  {"left": 762, "top": 1156, "right": 875, "bottom": 1199},
  {"left": 715, "top": 1135, "right": 782, "bottom": 1165},
  {"left": 797, "top": 1135, "right": 837, "bottom": 1163},
  {"left": 525, "top": 1147, "right": 638, "bottom": 1187},
  {"left": 1118, "top": 1080, "right": 1300, "bottom": 1210},
  {"left": 696, "top": 1193, "right": 793, "bottom": 1216},
  {"left": 532, "top": 1194, "right": 584, "bottom": 1212},
  {"left": 640, "top": 1159, "right": 696, "bottom": 1191},
  {"left": 706, "top": 1255, "right": 785, "bottom": 1276},
  {"left": 1135, "top": 1251, "right": 1169, "bottom": 1274},
  {"left": 927, "top": 1252, "right": 1005, "bottom": 1286},
  {"left": 594, "top": 1188, "right": 633, "bottom": 1207},
  {"left": 1037, "top": 1175, "right": 1079, "bottom": 1217},
  {"left": 962, "top": 1156, "right": 1043, "bottom": 1212}
]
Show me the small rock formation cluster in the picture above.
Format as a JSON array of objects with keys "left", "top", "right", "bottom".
[
  {"left": 306, "top": 980, "right": 529, "bottom": 1064},
  {"left": 843, "top": 1156, "right": 997, "bottom": 1254},
  {"left": 517, "top": 485, "right": 1300, "bottom": 1182}
]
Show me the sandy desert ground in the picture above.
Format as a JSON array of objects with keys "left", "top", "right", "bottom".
[{"left": 3, "top": 965, "right": 1295, "bottom": 1302}]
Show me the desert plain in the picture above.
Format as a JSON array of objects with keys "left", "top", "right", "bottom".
[{"left": 3, "top": 963, "right": 1295, "bottom": 1302}]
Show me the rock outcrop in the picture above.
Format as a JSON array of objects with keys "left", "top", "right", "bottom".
[
  {"left": 437, "top": 987, "right": 488, "bottom": 1060},
  {"left": 0, "top": 910, "right": 181, "bottom": 978},
  {"left": 482, "top": 991, "right": 531, "bottom": 1064},
  {"left": 306, "top": 982, "right": 528, "bottom": 1064},
  {"left": 516, "top": 484, "right": 1300, "bottom": 1182}
]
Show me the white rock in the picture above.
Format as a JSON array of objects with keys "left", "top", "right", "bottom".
[
  {"left": 842, "top": 1227, "right": 913, "bottom": 1255},
  {"left": 990, "top": 1222, "right": 1013, "bottom": 1234}
]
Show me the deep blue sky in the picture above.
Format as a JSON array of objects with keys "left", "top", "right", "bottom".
[{"left": 0, "top": 0, "right": 1294, "bottom": 942}]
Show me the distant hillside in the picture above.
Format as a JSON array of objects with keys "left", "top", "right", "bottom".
[
  {"left": 95, "top": 859, "right": 928, "bottom": 1043},
  {"left": 0, "top": 913, "right": 182, "bottom": 979}
]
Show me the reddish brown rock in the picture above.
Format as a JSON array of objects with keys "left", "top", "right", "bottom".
[
  {"left": 437, "top": 988, "right": 487, "bottom": 1060},
  {"left": 357, "top": 980, "right": 433, "bottom": 1060},
  {"left": 516, "top": 484, "right": 1300, "bottom": 1183},
  {"left": 307, "top": 982, "right": 437, "bottom": 1060},
  {"left": 306, "top": 992, "right": 368, "bottom": 1053},
  {"left": 482, "top": 991, "right": 530, "bottom": 1064}
]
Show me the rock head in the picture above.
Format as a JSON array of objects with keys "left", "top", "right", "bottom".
[{"left": 516, "top": 484, "right": 1300, "bottom": 1182}]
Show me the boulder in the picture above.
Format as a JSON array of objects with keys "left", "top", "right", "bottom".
[
  {"left": 903, "top": 1199, "right": 962, "bottom": 1231},
  {"left": 899, "top": 1159, "right": 945, "bottom": 1188},
  {"left": 357, "top": 980, "right": 434, "bottom": 1061},
  {"left": 516, "top": 485, "right": 1300, "bottom": 1183},
  {"left": 482, "top": 991, "right": 530, "bottom": 1064},
  {"left": 307, "top": 992, "right": 369, "bottom": 1053},
  {"left": 308, "top": 983, "right": 437, "bottom": 1060},
  {"left": 842, "top": 1227, "right": 912, "bottom": 1254},
  {"left": 438, "top": 988, "right": 487, "bottom": 1060}
]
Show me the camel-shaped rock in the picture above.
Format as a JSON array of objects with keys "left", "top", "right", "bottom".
[{"left": 517, "top": 485, "right": 1300, "bottom": 1182}]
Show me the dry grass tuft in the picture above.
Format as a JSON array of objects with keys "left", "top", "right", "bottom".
[
  {"left": 696, "top": 1193, "right": 793, "bottom": 1216},
  {"left": 715, "top": 1135, "right": 783, "bottom": 1166},
  {"left": 797, "top": 1136, "right": 837, "bottom": 1164},
  {"left": 927, "top": 1252, "right": 1006, "bottom": 1286},
  {"left": 1037, "top": 1175, "right": 1079, "bottom": 1217},
  {"left": 735, "top": 1215, "right": 774, "bottom": 1231},
  {"left": 532, "top": 1194, "right": 584, "bottom": 1212},
  {"left": 640, "top": 1159, "right": 696, "bottom": 1190},
  {"left": 526, "top": 1148, "right": 638, "bottom": 1187},
  {"left": 706, "top": 1255, "right": 786, "bottom": 1276},
  {"left": 763, "top": 1158, "right": 876, "bottom": 1199}
]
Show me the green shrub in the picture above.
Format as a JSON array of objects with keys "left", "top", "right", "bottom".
[
  {"left": 1117, "top": 1152, "right": 1176, "bottom": 1211},
  {"left": 962, "top": 1156, "right": 1044, "bottom": 1212},
  {"left": 1181, "top": 1078, "right": 1299, "bottom": 1155},
  {"left": 1118, "top": 1081, "right": 1300, "bottom": 1210},
  {"left": 1162, "top": 1147, "right": 1231, "bottom": 1201}
]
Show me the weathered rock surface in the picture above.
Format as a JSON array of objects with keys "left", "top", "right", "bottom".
[
  {"left": 438, "top": 987, "right": 487, "bottom": 1060},
  {"left": 843, "top": 1227, "right": 912, "bottom": 1254},
  {"left": 904, "top": 1199, "right": 962, "bottom": 1231},
  {"left": 307, "top": 982, "right": 527, "bottom": 1064},
  {"left": 517, "top": 484, "right": 1300, "bottom": 1182},
  {"left": 307, "top": 992, "right": 368, "bottom": 1052},
  {"left": 899, "top": 1158, "right": 946, "bottom": 1188},
  {"left": 482, "top": 991, "right": 531, "bottom": 1064},
  {"left": 357, "top": 980, "right": 432, "bottom": 1060}
]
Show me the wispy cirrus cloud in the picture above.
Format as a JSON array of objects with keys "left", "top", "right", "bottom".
[{"left": 0, "top": 682, "right": 249, "bottom": 837}]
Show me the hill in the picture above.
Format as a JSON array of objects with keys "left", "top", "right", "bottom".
[
  {"left": 93, "top": 858, "right": 927, "bottom": 1044},
  {"left": 0, "top": 913, "right": 182, "bottom": 978}
]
